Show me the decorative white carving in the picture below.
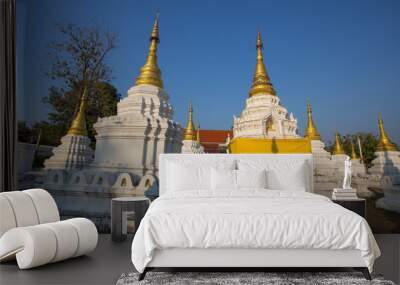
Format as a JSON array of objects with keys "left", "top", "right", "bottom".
[{"left": 233, "top": 94, "right": 299, "bottom": 139}]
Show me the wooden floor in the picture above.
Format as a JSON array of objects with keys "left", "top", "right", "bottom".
[{"left": 0, "top": 234, "right": 398, "bottom": 285}]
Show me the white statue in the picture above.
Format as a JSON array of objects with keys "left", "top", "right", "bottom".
[{"left": 342, "top": 157, "right": 352, "bottom": 189}]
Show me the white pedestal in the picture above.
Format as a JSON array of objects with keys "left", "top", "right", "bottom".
[{"left": 332, "top": 188, "right": 358, "bottom": 200}]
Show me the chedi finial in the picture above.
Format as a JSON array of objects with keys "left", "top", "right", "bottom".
[
  {"left": 184, "top": 103, "right": 196, "bottom": 141},
  {"left": 67, "top": 86, "right": 89, "bottom": 136},
  {"left": 377, "top": 114, "right": 397, "bottom": 151},
  {"left": 304, "top": 101, "right": 321, "bottom": 140},
  {"left": 134, "top": 15, "right": 164, "bottom": 89},
  {"left": 196, "top": 123, "right": 201, "bottom": 143},
  {"left": 249, "top": 31, "right": 276, "bottom": 97},
  {"left": 333, "top": 133, "right": 345, "bottom": 155}
]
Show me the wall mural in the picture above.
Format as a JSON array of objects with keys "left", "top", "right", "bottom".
[{"left": 17, "top": 2, "right": 400, "bottom": 234}]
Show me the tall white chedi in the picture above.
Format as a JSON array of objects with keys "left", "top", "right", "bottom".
[
  {"left": 369, "top": 115, "right": 400, "bottom": 213},
  {"left": 44, "top": 86, "right": 94, "bottom": 170},
  {"left": 181, "top": 103, "right": 204, "bottom": 154},
  {"left": 304, "top": 102, "right": 329, "bottom": 160},
  {"left": 92, "top": 16, "right": 183, "bottom": 176},
  {"left": 303, "top": 103, "right": 348, "bottom": 192},
  {"left": 233, "top": 32, "right": 299, "bottom": 139},
  {"left": 369, "top": 114, "right": 400, "bottom": 181}
]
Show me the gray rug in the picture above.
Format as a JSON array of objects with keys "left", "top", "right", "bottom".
[{"left": 116, "top": 272, "right": 396, "bottom": 285}]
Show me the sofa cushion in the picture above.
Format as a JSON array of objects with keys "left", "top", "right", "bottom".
[
  {"left": 42, "top": 221, "right": 79, "bottom": 262},
  {"left": 24, "top": 189, "right": 60, "bottom": 224},
  {"left": 0, "top": 225, "right": 57, "bottom": 269},
  {"left": 0, "top": 196, "right": 17, "bottom": 237},
  {"left": 1, "top": 191, "right": 39, "bottom": 227}
]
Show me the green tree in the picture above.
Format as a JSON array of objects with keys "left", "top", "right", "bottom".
[
  {"left": 18, "top": 121, "right": 35, "bottom": 143},
  {"left": 18, "top": 120, "right": 65, "bottom": 147},
  {"left": 41, "top": 24, "right": 119, "bottom": 146},
  {"left": 31, "top": 121, "right": 66, "bottom": 146}
]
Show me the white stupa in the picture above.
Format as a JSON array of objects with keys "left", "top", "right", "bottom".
[
  {"left": 303, "top": 103, "right": 344, "bottom": 192},
  {"left": 233, "top": 32, "right": 299, "bottom": 139},
  {"left": 44, "top": 86, "right": 94, "bottom": 170},
  {"left": 91, "top": 16, "right": 183, "bottom": 176},
  {"left": 369, "top": 115, "right": 400, "bottom": 213},
  {"left": 181, "top": 103, "right": 204, "bottom": 154},
  {"left": 369, "top": 115, "right": 400, "bottom": 181}
]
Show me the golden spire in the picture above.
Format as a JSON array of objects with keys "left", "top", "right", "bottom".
[
  {"left": 351, "top": 142, "right": 357, "bottom": 159},
  {"left": 333, "top": 133, "right": 345, "bottom": 155},
  {"left": 134, "top": 15, "right": 164, "bottom": 88},
  {"left": 196, "top": 124, "right": 201, "bottom": 143},
  {"left": 377, "top": 114, "right": 397, "bottom": 151},
  {"left": 67, "top": 87, "right": 88, "bottom": 136},
  {"left": 184, "top": 103, "right": 196, "bottom": 140},
  {"left": 249, "top": 32, "right": 276, "bottom": 97},
  {"left": 304, "top": 102, "right": 321, "bottom": 140}
]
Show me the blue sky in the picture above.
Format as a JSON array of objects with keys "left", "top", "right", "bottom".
[{"left": 17, "top": 0, "right": 400, "bottom": 144}]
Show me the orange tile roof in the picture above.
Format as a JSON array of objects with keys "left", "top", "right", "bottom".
[
  {"left": 199, "top": 130, "right": 233, "bottom": 144},
  {"left": 198, "top": 130, "right": 232, "bottom": 153}
]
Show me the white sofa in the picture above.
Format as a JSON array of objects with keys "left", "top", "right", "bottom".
[{"left": 0, "top": 189, "right": 98, "bottom": 269}]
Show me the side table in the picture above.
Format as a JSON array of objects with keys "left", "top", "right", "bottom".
[
  {"left": 332, "top": 198, "right": 366, "bottom": 218},
  {"left": 111, "top": 196, "right": 150, "bottom": 242}
]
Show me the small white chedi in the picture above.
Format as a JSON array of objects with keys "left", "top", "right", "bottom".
[
  {"left": 181, "top": 103, "right": 204, "bottom": 154},
  {"left": 369, "top": 115, "right": 400, "bottom": 213},
  {"left": 44, "top": 87, "right": 94, "bottom": 170},
  {"left": 369, "top": 115, "right": 400, "bottom": 183},
  {"left": 305, "top": 104, "right": 351, "bottom": 192}
]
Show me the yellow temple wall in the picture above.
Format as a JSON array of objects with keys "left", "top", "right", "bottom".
[{"left": 229, "top": 138, "right": 312, "bottom": 154}]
